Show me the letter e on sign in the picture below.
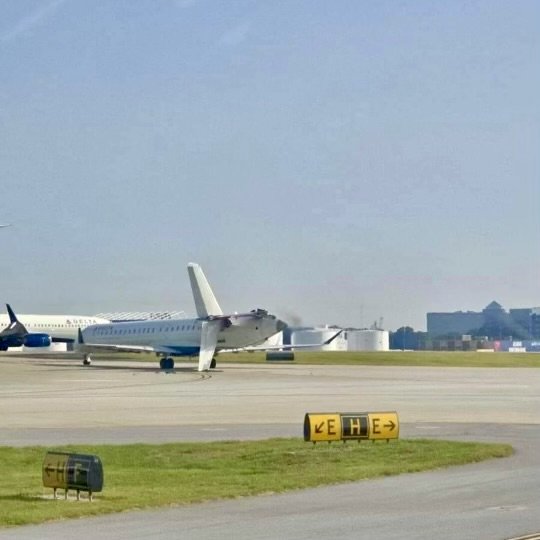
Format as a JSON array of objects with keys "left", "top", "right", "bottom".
[
  {"left": 367, "top": 412, "right": 399, "bottom": 440},
  {"left": 304, "top": 414, "right": 342, "bottom": 442}
]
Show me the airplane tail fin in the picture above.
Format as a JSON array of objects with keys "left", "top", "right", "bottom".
[
  {"left": 187, "top": 263, "right": 223, "bottom": 318},
  {"left": 6, "top": 304, "right": 18, "bottom": 324}
]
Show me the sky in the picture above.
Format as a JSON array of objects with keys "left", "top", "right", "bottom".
[{"left": 0, "top": 0, "right": 539, "bottom": 331}]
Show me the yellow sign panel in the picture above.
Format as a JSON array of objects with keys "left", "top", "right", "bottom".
[
  {"left": 304, "top": 411, "right": 399, "bottom": 443},
  {"left": 367, "top": 412, "right": 399, "bottom": 440},
  {"left": 304, "top": 413, "right": 342, "bottom": 442},
  {"left": 42, "top": 452, "right": 69, "bottom": 489}
]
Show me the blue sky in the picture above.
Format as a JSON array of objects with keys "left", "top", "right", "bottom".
[{"left": 1, "top": 0, "right": 538, "bottom": 330}]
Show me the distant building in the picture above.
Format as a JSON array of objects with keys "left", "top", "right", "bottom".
[
  {"left": 426, "top": 311, "right": 483, "bottom": 337},
  {"left": 532, "top": 308, "right": 540, "bottom": 337},
  {"left": 427, "top": 301, "right": 540, "bottom": 339}
]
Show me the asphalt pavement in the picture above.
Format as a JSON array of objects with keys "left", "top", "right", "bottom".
[{"left": 0, "top": 356, "right": 539, "bottom": 539}]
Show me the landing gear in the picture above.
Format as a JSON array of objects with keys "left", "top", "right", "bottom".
[
  {"left": 210, "top": 357, "right": 217, "bottom": 369},
  {"left": 83, "top": 354, "right": 92, "bottom": 366},
  {"left": 160, "top": 357, "right": 175, "bottom": 370}
]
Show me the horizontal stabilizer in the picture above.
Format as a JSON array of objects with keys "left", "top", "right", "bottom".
[{"left": 241, "top": 330, "right": 344, "bottom": 352}]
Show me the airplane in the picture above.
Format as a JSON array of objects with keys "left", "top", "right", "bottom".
[
  {"left": 0, "top": 305, "right": 109, "bottom": 351},
  {"left": 77, "top": 262, "right": 341, "bottom": 371}
]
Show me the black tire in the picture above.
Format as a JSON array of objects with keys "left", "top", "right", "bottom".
[
  {"left": 210, "top": 357, "right": 217, "bottom": 369},
  {"left": 161, "top": 357, "right": 174, "bottom": 370}
]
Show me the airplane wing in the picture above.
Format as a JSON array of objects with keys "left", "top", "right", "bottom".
[
  {"left": 235, "top": 330, "right": 343, "bottom": 352},
  {"left": 77, "top": 342, "right": 158, "bottom": 354},
  {"left": 51, "top": 337, "right": 75, "bottom": 343}
]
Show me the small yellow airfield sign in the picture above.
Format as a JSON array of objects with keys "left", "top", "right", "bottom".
[
  {"left": 304, "top": 412, "right": 399, "bottom": 443},
  {"left": 303, "top": 413, "right": 342, "bottom": 442}
]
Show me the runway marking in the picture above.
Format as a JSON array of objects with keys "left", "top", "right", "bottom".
[
  {"left": 54, "top": 379, "right": 117, "bottom": 383},
  {"left": 487, "top": 505, "right": 527, "bottom": 512},
  {"left": 504, "top": 534, "right": 540, "bottom": 540}
]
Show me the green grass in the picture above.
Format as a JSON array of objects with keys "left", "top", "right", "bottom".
[
  {"left": 216, "top": 350, "right": 540, "bottom": 368},
  {"left": 0, "top": 438, "right": 512, "bottom": 527}
]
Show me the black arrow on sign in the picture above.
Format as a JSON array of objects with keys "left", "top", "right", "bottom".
[
  {"left": 384, "top": 420, "right": 396, "bottom": 431},
  {"left": 315, "top": 422, "right": 324, "bottom": 434},
  {"left": 44, "top": 465, "right": 56, "bottom": 476}
]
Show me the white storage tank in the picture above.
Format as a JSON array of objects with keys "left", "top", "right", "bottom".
[
  {"left": 345, "top": 330, "right": 389, "bottom": 351},
  {"left": 291, "top": 327, "right": 346, "bottom": 351}
]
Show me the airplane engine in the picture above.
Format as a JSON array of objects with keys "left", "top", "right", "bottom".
[
  {"left": 23, "top": 333, "right": 52, "bottom": 348},
  {"left": 1, "top": 336, "right": 24, "bottom": 348}
]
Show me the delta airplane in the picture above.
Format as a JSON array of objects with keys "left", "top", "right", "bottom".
[
  {"left": 78, "top": 263, "right": 341, "bottom": 371},
  {"left": 0, "top": 305, "right": 109, "bottom": 351}
]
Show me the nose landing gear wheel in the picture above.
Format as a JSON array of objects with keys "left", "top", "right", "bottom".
[{"left": 210, "top": 358, "right": 216, "bottom": 369}]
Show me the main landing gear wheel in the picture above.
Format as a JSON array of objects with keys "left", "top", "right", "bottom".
[
  {"left": 160, "top": 357, "right": 175, "bottom": 370},
  {"left": 83, "top": 355, "right": 92, "bottom": 366},
  {"left": 210, "top": 358, "right": 217, "bottom": 369}
]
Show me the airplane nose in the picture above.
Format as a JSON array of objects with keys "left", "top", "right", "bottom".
[{"left": 276, "top": 319, "right": 287, "bottom": 332}]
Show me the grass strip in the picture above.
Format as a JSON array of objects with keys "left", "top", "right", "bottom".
[
  {"left": 0, "top": 438, "right": 512, "bottom": 527},
  {"left": 217, "top": 350, "right": 540, "bottom": 368}
]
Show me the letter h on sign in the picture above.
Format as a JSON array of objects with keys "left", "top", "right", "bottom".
[{"left": 341, "top": 415, "right": 369, "bottom": 440}]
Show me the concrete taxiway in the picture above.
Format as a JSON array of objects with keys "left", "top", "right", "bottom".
[{"left": 0, "top": 355, "right": 539, "bottom": 539}]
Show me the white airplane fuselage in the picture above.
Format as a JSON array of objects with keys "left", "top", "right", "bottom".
[
  {"left": 0, "top": 314, "right": 110, "bottom": 342},
  {"left": 82, "top": 313, "right": 282, "bottom": 356}
]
